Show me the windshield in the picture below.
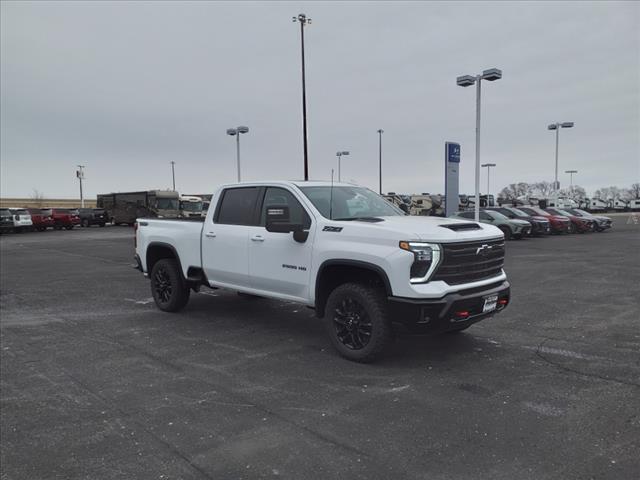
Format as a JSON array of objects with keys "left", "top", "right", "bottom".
[
  {"left": 300, "top": 186, "right": 404, "bottom": 220},
  {"left": 522, "top": 207, "right": 549, "bottom": 216},
  {"left": 180, "top": 201, "right": 203, "bottom": 212},
  {"left": 572, "top": 209, "right": 590, "bottom": 216},
  {"left": 68, "top": 209, "right": 79, "bottom": 215},
  {"left": 157, "top": 198, "right": 179, "bottom": 210},
  {"left": 508, "top": 208, "right": 529, "bottom": 218},
  {"left": 555, "top": 209, "right": 573, "bottom": 216},
  {"left": 14, "top": 209, "right": 29, "bottom": 215},
  {"left": 488, "top": 211, "right": 509, "bottom": 221}
]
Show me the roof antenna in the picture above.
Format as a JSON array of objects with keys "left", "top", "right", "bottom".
[{"left": 330, "top": 169, "right": 334, "bottom": 220}]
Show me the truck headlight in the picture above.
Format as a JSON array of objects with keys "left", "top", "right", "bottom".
[{"left": 400, "top": 241, "right": 441, "bottom": 283}]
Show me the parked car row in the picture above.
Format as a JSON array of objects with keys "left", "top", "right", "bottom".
[
  {"left": 0, "top": 208, "right": 108, "bottom": 233},
  {"left": 449, "top": 206, "right": 612, "bottom": 240}
]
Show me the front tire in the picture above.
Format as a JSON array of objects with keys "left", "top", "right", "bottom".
[
  {"left": 499, "top": 226, "right": 512, "bottom": 240},
  {"left": 324, "top": 283, "right": 392, "bottom": 363},
  {"left": 81, "top": 219, "right": 90, "bottom": 227},
  {"left": 150, "top": 258, "right": 190, "bottom": 312}
]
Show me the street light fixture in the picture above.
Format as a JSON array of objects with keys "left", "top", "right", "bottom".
[
  {"left": 548, "top": 121, "right": 574, "bottom": 196},
  {"left": 377, "top": 129, "right": 384, "bottom": 194},
  {"left": 76, "top": 165, "right": 85, "bottom": 208},
  {"left": 481, "top": 163, "right": 496, "bottom": 198},
  {"left": 336, "top": 151, "right": 349, "bottom": 181},
  {"left": 170, "top": 161, "right": 176, "bottom": 191},
  {"left": 565, "top": 169, "right": 578, "bottom": 197},
  {"left": 227, "top": 126, "right": 250, "bottom": 182},
  {"left": 293, "top": 13, "right": 312, "bottom": 180},
  {"left": 456, "top": 67, "right": 502, "bottom": 221}
]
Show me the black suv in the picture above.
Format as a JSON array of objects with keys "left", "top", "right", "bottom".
[
  {"left": 485, "top": 206, "right": 551, "bottom": 235},
  {"left": 79, "top": 208, "right": 108, "bottom": 227},
  {"left": 0, "top": 208, "right": 14, "bottom": 233}
]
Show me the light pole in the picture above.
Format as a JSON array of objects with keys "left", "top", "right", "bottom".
[
  {"left": 76, "top": 165, "right": 85, "bottom": 208},
  {"left": 377, "top": 129, "right": 384, "bottom": 195},
  {"left": 293, "top": 13, "right": 311, "bottom": 180},
  {"left": 548, "top": 122, "right": 574, "bottom": 197},
  {"left": 170, "top": 161, "right": 176, "bottom": 191},
  {"left": 226, "top": 126, "right": 249, "bottom": 182},
  {"left": 336, "top": 151, "right": 349, "bottom": 182},
  {"left": 481, "top": 163, "right": 496, "bottom": 198},
  {"left": 456, "top": 68, "right": 503, "bottom": 221},
  {"left": 565, "top": 169, "right": 578, "bottom": 197}
]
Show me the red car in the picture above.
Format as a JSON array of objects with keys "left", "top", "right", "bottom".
[
  {"left": 49, "top": 208, "right": 81, "bottom": 230},
  {"left": 545, "top": 207, "right": 595, "bottom": 233},
  {"left": 518, "top": 206, "right": 571, "bottom": 234},
  {"left": 27, "top": 208, "right": 55, "bottom": 231}
]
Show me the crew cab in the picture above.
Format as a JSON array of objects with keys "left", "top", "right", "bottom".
[
  {"left": 134, "top": 181, "right": 510, "bottom": 362},
  {"left": 79, "top": 208, "right": 108, "bottom": 227},
  {"left": 50, "top": 208, "right": 81, "bottom": 230},
  {"left": 28, "top": 208, "right": 55, "bottom": 231}
]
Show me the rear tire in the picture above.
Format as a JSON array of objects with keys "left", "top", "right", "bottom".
[
  {"left": 324, "top": 283, "right": 392, "bottom": 363},
  {"left": 150, "top": 258, "right": 190, "bottom": 312},
  {"left": 65, "top": 226, "right": 73, "bottom": 230}
]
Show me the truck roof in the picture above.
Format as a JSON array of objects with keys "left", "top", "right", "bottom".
[{"left": 217, "top": 180, "right": 361, "bottom": 189}]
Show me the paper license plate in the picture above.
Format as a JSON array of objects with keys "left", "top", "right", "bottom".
[{"left": 482, "top": 295, "right": 498, "bottom": 313}]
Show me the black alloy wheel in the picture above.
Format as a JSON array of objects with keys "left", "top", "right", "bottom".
[
  {"left": 150, "top": 258, "right": 190, "bottom": 312},
  {"left": 324, "top": 283, "right": 392, "bottom": 363},
  {"left": 333, "top": 297, "right": 373, "bottom": 350}
]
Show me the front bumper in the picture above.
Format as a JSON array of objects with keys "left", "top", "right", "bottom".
[{"left": 388, "top": 280, "right": 510, "bottom": 334}]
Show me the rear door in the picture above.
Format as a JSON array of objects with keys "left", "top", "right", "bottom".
[
  {"left": 247, "top": 186, "right": 315, "bottom": 300},
  {"left": 201, "top": 187, "right": 260, "bottom": 289}
]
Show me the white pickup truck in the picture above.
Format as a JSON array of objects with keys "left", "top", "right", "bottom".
[{"left": 134, "top": 181, "right": 510, "bottom": 362}]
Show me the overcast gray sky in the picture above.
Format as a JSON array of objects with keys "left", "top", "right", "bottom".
[{"left": 1, "top": 1, "right": 639, "bottom": 199}]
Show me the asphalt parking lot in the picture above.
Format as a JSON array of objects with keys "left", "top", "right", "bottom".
[{"left": 1, "top": 218, "right": 639, "bottom": 480}]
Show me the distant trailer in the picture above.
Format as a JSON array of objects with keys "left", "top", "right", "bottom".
[{"left": 97, "top": 190, "right": 180, "bottom": 225}]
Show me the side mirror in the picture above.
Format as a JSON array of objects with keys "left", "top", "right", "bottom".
[{"left": 265, "top": 205, "right": 309, "bottom": 243}]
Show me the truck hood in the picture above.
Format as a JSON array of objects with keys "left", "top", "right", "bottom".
[{"left": 343, "top": 216, "right": 504, "bottom": 242}]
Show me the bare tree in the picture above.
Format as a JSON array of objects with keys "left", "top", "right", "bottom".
[
  {"left": 31, "top": 189, "right": 45, "bottom": 207},
  {"left": 629, "top": 183, "right": 640, "bottom": 199}
]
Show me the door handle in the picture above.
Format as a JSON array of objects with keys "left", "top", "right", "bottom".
[
  {"left": 205, "top": 232, "right": 216, "bottom": 238},
  {"left": 251, "top": 235, "right": 265, "bottom": 242}
]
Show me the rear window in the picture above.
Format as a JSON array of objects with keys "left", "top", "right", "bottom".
[
  {"left": 215, "top": 187, "right": 259, "bottom": 226},
  {"left": 1, "top": 209, "right": 10, "bottom": 216},
  {"left": 41, "top": 209, "right": 52, "bottom": 216},
  {"left": 14, "top": 209, "right": 29, "bottom": 215}
]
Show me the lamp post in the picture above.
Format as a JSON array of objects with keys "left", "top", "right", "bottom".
[
  {"left": 76, "top": 165, "right": 85, "bottom": 208},
  {"left": 293, "top": 13, "right": 311, "bottom": 180},
  {"left": 377, "top": 129, "right": 384, "bottom": 195},
  {"left": 565, "top": 169, "right": 578, "bottom": 197},
  {"left": 170, "top": 161, "right": 176, "bottom": 191},
  {"left": 336, "top": 151, "right": 349, "bottom": 181},
  {"left": 481, "top": 163, "right": 496, "bottom": 198},
  {"left": 456, "top": 67, "right": 503, "bottom": 221},
  {"left": 226, "top": 126, "right": 249, "bottom": 182},
  {"left": 548, "top": 122, "right": 574, "bottom": 197}
]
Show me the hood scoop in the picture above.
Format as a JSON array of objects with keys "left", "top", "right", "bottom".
[{"left": 440, "top": 222, "right": 481, "bottom": 231}]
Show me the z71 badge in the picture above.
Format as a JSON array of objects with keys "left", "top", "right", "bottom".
[{"left": 323, "top": 226, "right": 343, "bottom": 232}]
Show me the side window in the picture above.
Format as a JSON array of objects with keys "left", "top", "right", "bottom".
[
  {"left": 215, "top": 187, "right": 260, "bottom": 225},
  {"left": 480, "top": 212, "right": 492, "bottom": 220},
  {"left": 260, "top": 187, "right": 311, "bottom": 228},
  {"left": 459, "top": 211, "right": 473, "bottom": 219}
]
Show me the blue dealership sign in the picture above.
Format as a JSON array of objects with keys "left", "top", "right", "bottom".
[
  {"left": 445, "top": 142, "right": 461, "bottom": 217},
  {"left": 446, "top": 142, "right": 460, "bottom": 163}
]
